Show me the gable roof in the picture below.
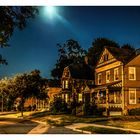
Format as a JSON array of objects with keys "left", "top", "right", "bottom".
[
  {"left": 96, "top": 46, "right": 135, "bottom": 66},
  {"left": 106, "top": 46, "right": 134, "bottom": 63},
  {"left": 124, "top": 48, "right": 140, "bottom": 64},
  {"left": 68, "top": 62, "right": 94, "bottom": 80}
]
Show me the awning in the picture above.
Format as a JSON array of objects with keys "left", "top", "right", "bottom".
[{"left": 93, "top": 81, "right": 122, "bottom": 92}]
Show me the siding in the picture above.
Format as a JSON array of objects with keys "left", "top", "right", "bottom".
[{"left": 124, "top": 54, "right": 140, "bottom": 109}]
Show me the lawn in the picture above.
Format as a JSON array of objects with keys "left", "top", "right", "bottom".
[
  {"left": 98, "top": 120, "right": 140, "bottom": 130},
  {"left": 78, "top": 126, "right": 137, "bottom": 134}
]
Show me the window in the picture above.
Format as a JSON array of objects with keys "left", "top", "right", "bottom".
[
  {"left": 129, "top": 88, "right": 136, "bottom": 104},
  {"left": 62, "top": 81, "right": 65, "bottom": 89},
  {"left": 65, "top": 80, "right": 69, "bottom": 89},
  {"left": 98, "top": 73, "right": 102, "bottom": 85},
  {"left": 103, "top": 54, "right": 109, "bottom": 62},
  {"left": 78, "top": 93, "right": 82, "bottom": 102},
  {"left": 106, "top": 70, "right": 110, "bottom": 83},
  {"left": 114, "top": 68, "right": 119, "bottom": 81},
  {"left": 129, "top": 67, "right": 136, "bottom": 80},
  {"left": 65, "top": 94, "right": 68, "bottom": 103},
  {"left": 62, "top": 80, "right": 69, "bottom": 89},
  {"left": 62, "top": 94, "right": 65, "bottom": 100}
]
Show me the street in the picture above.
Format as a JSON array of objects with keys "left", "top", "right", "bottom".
[
  {"left": 0, "top": 118, "right": 38, "bottom": 134},
  {"left": 0, "top": 117, "right": 81, "bottom": 134}
]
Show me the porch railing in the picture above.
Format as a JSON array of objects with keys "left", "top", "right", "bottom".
[{"left": 98, "top": 103, "right": 122, "bottom": 108}]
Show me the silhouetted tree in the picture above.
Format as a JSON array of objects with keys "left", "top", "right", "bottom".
[
  {"left": 51, "top": 39, "right": 87, "bottom": 79},
  {"left": 0, "top": 6, "right": 38, "bottom": 64},
  {"left": 87, "top": 37, "right": 120, "bottom": 66},
  {"left": 121, "top": 44, "right": 135, "bottom": 52},
  {"left": 0, "top": 6, "right": 38, "bottom": 48}
]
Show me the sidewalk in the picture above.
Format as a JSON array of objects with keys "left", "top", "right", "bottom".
[{"left": 65, "top": 123, "right": 140, "bottom": 134}]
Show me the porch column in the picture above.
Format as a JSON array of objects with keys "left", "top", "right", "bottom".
[
  {"left": 106, "top": 89, "right": 109, "bottom": 116},
  {"left": 97, "top": 90, "right": 100, "bottom": 108},
  {"left": 121, "top": 64, "right": 125, "bottom": 115}
]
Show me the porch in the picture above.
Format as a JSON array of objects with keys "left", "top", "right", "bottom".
[{"left": 93, "top": 81, "right": 123, "bottom": 116}]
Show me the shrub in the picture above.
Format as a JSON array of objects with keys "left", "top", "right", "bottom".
[
  {"left": 128, "top": 108, "right": 140, "bottom": 116},
  {"left": 50, "top": 97, "right": 68, "bottom": 114}
]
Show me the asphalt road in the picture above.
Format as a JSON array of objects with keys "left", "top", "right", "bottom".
[
  {"left": 0, "top": 117, "right": 81, "bottom": 134},
  {"left": 0, "top": 118, "right": 39, "bottom": 134}
]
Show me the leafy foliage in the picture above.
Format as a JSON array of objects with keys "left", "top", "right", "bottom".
[
  {"left": 87, "top": 37, "right": 120, "bottom": 66},
  {"left": 50, "top": 97, "right": 68, "bottom": 114},
  {"left": 0, "top": 6, "right": 38, "bottom": 48},
  {"left": 87, "top": 37, "right": 136, "bottom": 67},
  {"left": 0, "top": 6, "right": 38, "bottom": 65},
  {"left": 0, "top": 70, "right": 48, "bottom": 113},
  {"left": 51, "top": 39, "right": 87, "bottom": 79}
]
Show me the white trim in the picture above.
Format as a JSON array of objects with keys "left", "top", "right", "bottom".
[
  {"left": 129, "top": 67, "right": 136, "bottom": 80},
  {"left": 106, "top": 70, "right": 110, "bottom": 83},
  {"left": 114, "top": 68, "right": 119, "bottom": 81},
  {"left": 129, "top": 88, "right": 136, "bottom": 104}
]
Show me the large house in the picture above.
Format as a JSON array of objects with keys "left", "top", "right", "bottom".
[
  {"left": 94, "top": 46, "right": 140, "bottom": 116},
  {"left": 61, "top": 46, "right": 140, "bottom": 116},
  {"left": 61, "top": 62, "right": 94, "bottom": 115}
]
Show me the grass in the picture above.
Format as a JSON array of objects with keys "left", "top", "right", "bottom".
[
  {"left": 45, "top": 115, "right": 110, "bottom": 126},
  {"left": 78, "top": 126, "right": 137, "bottom": 134}
]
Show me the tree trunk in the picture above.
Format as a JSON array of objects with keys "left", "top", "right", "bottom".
[{"left": 21, "top": 97, "right": 24, "bottom": 117}]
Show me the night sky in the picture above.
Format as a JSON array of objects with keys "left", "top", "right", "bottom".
[{"left": 1, "top": 6, "right": 140, "bottom": 79}]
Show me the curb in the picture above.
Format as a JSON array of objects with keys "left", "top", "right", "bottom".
[
  {"left": 65, "top": 123, "right": 140, "bottom": 134},
  {"left": 65, "top": 126, "right": 92, "bottom": 134}
]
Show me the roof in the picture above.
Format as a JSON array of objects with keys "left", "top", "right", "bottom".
[
  {"left": 124, "top": 48, "right": 140, "bottom": 64},
  {"left": 68, "top": 62, "right": 94, "bottom": 80},
  {"left": 106, "top": 46, "right": 135, "bottom": 63}
]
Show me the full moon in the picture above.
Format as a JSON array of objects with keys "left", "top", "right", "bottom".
[{"left": 44, "top": 6, "right": 57, "bottom": 19}]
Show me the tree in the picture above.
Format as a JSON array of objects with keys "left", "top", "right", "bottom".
[
  {"left": 121, "top": 44, "right": 135, "bottom": 52},
  {"left": 87, "top": 37, "right": 120, "bottom": 66},
  {"left": 0, "top": 6, "right": 38, "bottom": 65},
  {"left": 0, "top": 6, "right": 38, "bottom": 48},
  {"left": 8, "top": 70, "right": 48, "bottom": 116},
  {"left": 0, "top": 77, "right": 15, "bottom": 111},
  {"left": 51, "top": 39, "right": 87, "bottom": 79}
]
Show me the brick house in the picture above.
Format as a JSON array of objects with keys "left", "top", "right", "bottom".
[{"left": 93, "top": 46, "right": 140, "bottom": 116}]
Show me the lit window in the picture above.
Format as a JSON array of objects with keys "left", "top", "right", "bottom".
[
  {"left": 114, "top": 68, "right": 119, "bottom": 81},
  {"left": 98, "top": 73, "right": 102, "bottom": 85},
  {"left": 65, "top": 80, "right": 69, "bottom": 89},
  {"left": 78, "top": 93, "right": 82, "bottom": 102},
  {"left": 65, "top": 94, "right": 68, "bottom": 103},
  {"left": 62, "top": 94, "right": 65, "bottom": 100},
  {"left": 129, "top": 88, "right": 136, "bottom": 104},
  {"left": 62, "top": 81, "right": 65, "bottom": 89},
  {"left": 106, "top": 70, "right": 110, "bottom": 83},
  {"left": 129, "top": 67, "right": 136, "bottom": 80}
]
